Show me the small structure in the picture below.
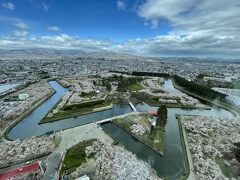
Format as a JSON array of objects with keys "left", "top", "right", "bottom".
[
  {"left": 18, "top": 93, "right": 29, "bottom": 100},
  {"left": 151, "top": 116, "right": 157, "bottom": 126}
]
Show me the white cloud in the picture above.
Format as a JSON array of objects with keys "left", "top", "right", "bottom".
[
  {"left": 41, "top": 1, "right": 49, "bottom": 12},
  {"left": 116, "top": 33, "right": 240, "bottom": 58},
  {"left": 137, "top": 0, "right": 240, "bottom": 35},
  {"left": 0, "top": 34, "right": 113, "bottom": 51},
  {"left": 117, "top": 0, "right": 126, "bottom": 11},
  {"left": 130, "top": 0, "right": 240, "bottom": 57},
  {"left": 2, "top": 0, "right": 240, "bottom": 60},
  {"left": 13, "top": 22, "right": 29, "bottom": 29},
  {"left": 48, "top": 26, "right": 61, "bottom": 32},
  {"left": 2, "top": 2, "right": 15, "bottom": 10},
  {"left": 13, "top": 30, "right": 28, "bottom": 37},
  {"left": 1, "top": 32, "right": 240, "bottom": 58}
]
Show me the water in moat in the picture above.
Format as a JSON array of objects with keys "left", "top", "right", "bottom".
[
  {"left": 7, "top": 80, "right": 234, "bottom": 179},
  {"left": 102, "top": 102, "right": 233, "bottom": 179},
  {"left": 7, "top": 81, "right": 132, "bottom": 140},
  {"left": 102, "top": 79, "right": 233, "bottom": 179}
]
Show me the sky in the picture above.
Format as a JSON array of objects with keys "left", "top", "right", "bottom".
[{"left": 0, "top": 0, "right": 240, "bottom": 58}]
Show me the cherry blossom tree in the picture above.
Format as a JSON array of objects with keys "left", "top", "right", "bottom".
[
  {"left": 131, "top": 124, "right": 147, "bottom": 136},
  {"left": 82, "top": 140, "right": 160, "bottom": 180}
]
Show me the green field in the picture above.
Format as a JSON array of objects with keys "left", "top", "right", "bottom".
[
  {"left": 40, "top": 100, "right": 112, "bottom": 123},
  {"left": 127, "top": 83, "right": 144, "bottom": 91},
  {"left": 80, "top": 92, "right": 97, "bottom": 98},
  {"left": 60, "top": 139, "right": 96, "bottom": 176}
]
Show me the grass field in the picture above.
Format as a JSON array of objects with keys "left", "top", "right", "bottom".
[
  {"left": 80, "top": 92, "right": 97, "bottom": 98},
  {"left": 128, "top": 83, "right": 144, "bottom": 91},
  {"left": 60, "top": 139, "right": 96, "bottom": 176},
  {"left": 40, "top": 100, "right": 112, "bottom": 123}
]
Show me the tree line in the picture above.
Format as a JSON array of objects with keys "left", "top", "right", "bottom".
[
  {"left": 173, "top": 75, "right": 227, "bottom": 101},
  {"left": 102, "top": 75, "right": 143, "bottom": 92},
  {"left": 132, "top": 71, "right": 170, "bottom": 78}
]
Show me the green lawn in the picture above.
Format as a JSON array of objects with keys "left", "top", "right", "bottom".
[
  {"left": 128, "top": 83, "right": 144, "bottom": 91},
  {"left": 80, "top": 92, "right": 97, "bottom": 98},
  {"left": 60, "top": 139, "right": 96, "bottom": 176},
  {"left": 40, "top": 100, "right": 112, "bottom": 123}
]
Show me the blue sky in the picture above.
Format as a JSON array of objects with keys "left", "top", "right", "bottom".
[
  {"left": 0, "top": 0, "right": 240, "bottom": 58},
  {"left": 0, "top": 0, "right": 171, "bottom": 41}
]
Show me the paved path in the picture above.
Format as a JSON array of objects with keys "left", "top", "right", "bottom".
[
  {"left": 43, "top": 151, "right": 63, "bottom": 180},
  {"left": 181, "top": 123, "right": 196, "bottom": 180},
  {"left": 97, "top": 111, "right": 138, "bottom": 124},
  {"left": 43, "top": 123, "right": 114, "bottom": 179},
  {"left": 57, "top": 123, "right": 113, "bottom": 150}
]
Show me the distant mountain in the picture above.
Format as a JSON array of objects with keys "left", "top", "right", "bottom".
[
  {"left": 1, "top": 48, "right": 238, "bottom": 63},
  {"left": 0, "top": 48, "right": 141, "bottom": 60},
  {"left": 0, "top": 48, "right": 84, "bottom": 58}
]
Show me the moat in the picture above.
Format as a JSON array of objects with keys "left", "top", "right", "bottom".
[{"left": 7, "top": 80, "right": 234, "bottom": 179}]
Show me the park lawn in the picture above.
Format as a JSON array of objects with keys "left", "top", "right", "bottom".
[
  {"left": 113, "top": 117, "right": 164, "bottom": 155},
  {"left": 60, "top": 139, "right": 96, "bottom": 176},
  {"left": 131, "top": 92, "right": 161, "bottom": 106},
  {"left": 40, "top": 100, "right": 112, "bottom": 123},
  {"left": 128, "top": 83, "right": 144, "bottom": 91},
  {"left": 80, "top": 92, "right": 97, "bottom": 98},
  {"left": 151, "top": 127, "right": 164, "bottom": 154}
]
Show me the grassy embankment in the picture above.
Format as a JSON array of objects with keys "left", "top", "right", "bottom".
[
  {"left": 176, "top": 115, "right": 191, "bottom": 180},
  {"left": 40, "top": 98, "right": 112, "bottom": 123},
  {"left": 81, "top": 92, "right": 97, "bottom": 98},
  {"left": 60, "top": 139, "right": 96, "bottom": 176},
  {"left": 127, "top": 83, "right": 144, "bottom": 91},
  {"left": 112, "top": 114, "right": 164, "bottom": 155}
]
